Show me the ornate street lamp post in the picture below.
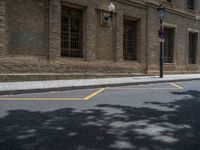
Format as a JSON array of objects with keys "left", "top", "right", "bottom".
[{"left": 157, "top": 4, "right": 165, "bottom": 78}]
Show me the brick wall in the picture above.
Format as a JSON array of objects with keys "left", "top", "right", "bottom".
[
  {"left": 1, "top": 0, "right": 200, "bottom": 74},
  {"left": 7, "top": 0, "right": 46, "bottom": 56},
  {"left": 114, "top": 0, "right": 147, "bottom": 70},
  {"left": 0, "top": 0, "right": 6, "bottom": 57}
]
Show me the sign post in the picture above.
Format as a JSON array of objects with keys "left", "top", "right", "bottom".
[
  {"left": 158, "top": 28, "right": 166, "bottom": 78},
  {"left": 157, "top": 5, "right": 165, "bottom": 78}
]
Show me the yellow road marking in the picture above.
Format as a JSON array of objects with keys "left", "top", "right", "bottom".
[
  {"left": 0, "top": 89, "right": 106, "bottom": 101},
  {"left": 0, "top": 98, "right": 83, "bottom": 101},
  {"left": 170, "top": 83, "right": 184, "bottom": 90},
  {"left": 107, "top": 88, "right": 177, "bottom": 90},
  {"left": 84, "top": 88, "right": 105, "bottom": 100}
]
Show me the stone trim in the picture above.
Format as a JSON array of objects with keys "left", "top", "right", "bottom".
[
  {"left": 49, "top": 0, "right": 61, "bottom": 60},
  {"left": 0, "top": 0, "right": 6, "bottom": 57},
  {"left": 85, "top": 4, "right": 97, "bottom": 61},
  {"left": 186, "top": 28, "right": 200, "bottom": 66},
  {"left": 44, "top": 0, "right": 50, "bottom": 60},
  {"left": 163, "top": 22, "right": 178, "bottom": 65},
  {"left": 147, "top": 1, "right": 200, "bottom": 20},
  {"left": 114, "top": 0, "right": 146, "bottom": 9},
  {"left": 115, "top": 10, "right": 123, "bottom": 62}
]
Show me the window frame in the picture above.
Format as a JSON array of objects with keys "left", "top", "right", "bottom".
[
  {"left": 187, "top": 29, "right": 199, "bottom": 65},
  {"left": 61, "top": 6, "right": 83, "bottom": 58},
  {"left": 163, "top": 27, "right": 175, "bottom": 64},
  {"left": 123, "top": 18, "right": 139, "bottom": 61},
  {"left": 187, "top": 0, "right": 195, "bottom": 10},
  {"left": 163, "top": 23, "right": 177, "bottom": 65}
]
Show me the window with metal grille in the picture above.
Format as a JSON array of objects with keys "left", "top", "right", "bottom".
[
  {"left": 164, "top": 27, "right": 174, "bottom": 63},
  {"left": 61, "top": 7, "right": 83, "bottom": 58},
  {"left": 123, "top": 19, "right": 137, "bottom": 61},
  {"left": 187, "top": 0, "right": 194, "bottom": 10},
  {"left": 188, "top": 32, "right": 198, "bottom": 64}
]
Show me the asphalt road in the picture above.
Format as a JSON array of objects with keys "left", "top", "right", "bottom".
[{"left": 0, "top": 81, "right": 200, "bottom": 150}]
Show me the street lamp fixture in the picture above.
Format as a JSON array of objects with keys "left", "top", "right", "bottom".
[
  {"left": 157, "top": 4, "right": 165, "bottom": 78},
  {"left": 157, "top": 4, "right": 165, "bottom": 21},
  {"left": 104, "top": 3, "right": 116, "bottom": 21}
]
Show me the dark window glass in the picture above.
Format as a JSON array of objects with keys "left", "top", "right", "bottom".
[
  {"left": 164, "top": 27, "right": 174, "bottom": 63},
  {"left": 123, "top": 20, "right": 138, "bottom": 61},
  {"left": 187, "top": 0, "right": 194, "bottom": 10},
  {"left": 61, "top": 7, "right": 83, "bottom": 58},
  {"left": 188, "top": 32, "right": 198, "bottom": 64}
]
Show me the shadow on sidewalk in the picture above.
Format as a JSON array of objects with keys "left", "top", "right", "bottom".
[{"left": 0, "top": 90, "right": 200, "bottom": 150}]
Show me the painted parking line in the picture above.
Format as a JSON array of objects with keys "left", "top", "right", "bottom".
[
  {"left": 0, "top": 88, "right": 106, "bottom": 101},
  {"left": 84, "top": 88, "right": 106, "bottom": 100},
  {"left": 0, "top": 97, "right": 83, "bottom": 101},
  {"left": 170, "top": 83, "right": 184, "bottom": 90},
  {"left": 107, "top": 87, "right": 177, "bottom": 90},
  {"left": 106, "top": 83, "right": 184, "bottom": 90}
]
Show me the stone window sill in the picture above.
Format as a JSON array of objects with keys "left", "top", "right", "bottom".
[
  {"left": 164, "top": 63, "right": 176, "bottom": 65},
  {"left": 123, "top": 60, "right": 139, "bottom": 62},
  {"left": 163, "top": 63, "right": 177, "bottom": 71},
  {"left": 187, "top": 63, "right": 199, "bottom": 66},
  {"left": 187, "top": 9, "right": 197, "bottom": 15},
  {"left": 186, "top": 64, "right": 199, "bottom": 70}
]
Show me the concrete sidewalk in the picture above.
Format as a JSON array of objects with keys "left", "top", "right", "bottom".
[{"left": 0, "top": 74, "right": 200, "bottom": 95}]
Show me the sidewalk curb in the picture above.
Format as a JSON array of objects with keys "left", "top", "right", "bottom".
[{"left": 1, "top": 78, "right": 200, "bottom": 96}]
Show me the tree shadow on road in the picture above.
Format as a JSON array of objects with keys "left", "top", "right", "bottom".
[{"left": 0, "top": 90, "right": 200, "bottom": 150}]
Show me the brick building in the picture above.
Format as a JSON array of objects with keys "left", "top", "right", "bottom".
[{"left": 0, "top": 0, "right": 200, "bottom": 74}]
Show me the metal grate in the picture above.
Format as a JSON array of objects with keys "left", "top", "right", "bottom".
[
  {"left": 188, "top": 32, "right": 198, "bottom": 64},
  {"left": 164, "top": 27, "right": 174, "bottom": 63},
  {"left": 61, "top": 7, "right": 83, "bottom": 58},
  {"left": 123, "top": 20, "right": 137, "bottom": 61}
]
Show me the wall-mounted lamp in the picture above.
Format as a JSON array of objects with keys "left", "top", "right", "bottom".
[
  {"left": 104, "top": 3, "right": 116, "bottom": 21},
  {"left": 195, "top": 16, "right": 200, "bottom": 21}
]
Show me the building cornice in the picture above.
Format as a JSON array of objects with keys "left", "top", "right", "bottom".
[
  {"left": 114, "top": 0, "right": 147, "bottom": 9},
  {"left": 146, "top": 1, "right": 199, "bottom": 21},
  {"left": 114, "top": 0, "right": 199, "bottom": 21}
]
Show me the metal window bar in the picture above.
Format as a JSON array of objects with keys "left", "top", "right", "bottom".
[
  {"left": 188, "top": 32, "right": 197, "bottom": 64},
  {"left": 123, "top": 20, "right": 137, "bottom": 61},
  {"left": 61, "top": 7, "right": 83, "bottom": 58},
  {"left": 164, "top": 27, "right": 174, "bottom": 63}
]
